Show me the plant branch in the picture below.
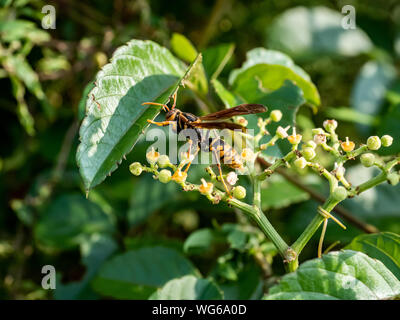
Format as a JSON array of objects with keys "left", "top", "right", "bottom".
[{"left": 256, "top": 156, "right": 379, "bottom": 234}]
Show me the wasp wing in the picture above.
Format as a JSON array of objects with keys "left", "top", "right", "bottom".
[
  {"left": 198, "top": 104, "right": 267, "bottom": 121},
  {"left": 191, "top": 121, "right": 245, "bottom": 131}
]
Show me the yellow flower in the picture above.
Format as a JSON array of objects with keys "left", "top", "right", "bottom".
[
  {"left": 199, "top": 178, "right": 213, "bottom": 194},
  {"left": 341, "top": 137, "right": 355, "bottom": 152},
  {"left": 171, "top": 170, "right": 187, "bottom": 183}
]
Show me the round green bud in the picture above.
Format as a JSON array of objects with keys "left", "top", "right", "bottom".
[
  {"left": 360, "top": 153, "right": 375, "bottom": 167},
  {"left": 270, "top": 110, "right": 283, "bottom": 122},
  {"left": 302, "top": 147, "right": 316, "bottom": 161},
  {"left": 387, "top": 173, "right": 399, "bottom": 186},
  {"left": 332, "top": 186, "right": 348, "bottom": 201},
  {"left": 294, "top": 157, "right": 307, "bottom": 169},
  {"left": 312, "top": 128, "right": 325, "bottom": 135},
  {"left": 381, "top": 135, "right": 393, "bottom": 147},
  {"left": 158, "top": 155, "right": 171, "bottom": 168},
  {"left": 129, "top": 162, "right": 143, "bottom": 176},
  {"left": 158, "top": 169, "right": 172, "bottom": 183},
  {"left": 367, "top": 136, "right": 381, "bottom": 151},
  {"left": 323, "top": 119, "right": 338, "bottom": 132},
  {"left": 232, "top": 186, "right": 246, "bottom": 199},
  {"left": 305, "top": 140, "right": 317, "bottom": 149}
]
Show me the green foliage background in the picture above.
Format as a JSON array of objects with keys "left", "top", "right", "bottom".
[{"left": 0, "top": 0, "right": 400, "bottom": 300}]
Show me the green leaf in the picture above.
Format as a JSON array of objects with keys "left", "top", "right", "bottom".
[
  {"left": 78, "top": 82, "right": 95, "bottom": 121},
  {"left": 92, "top": 246, "right": 199, "bottom": 299},
  {"left": 182, "top": 53, "right": 208, "bottom": 96},
  {"left": 261, "top": 174, "right": 309, "bottom": 210},
  {"left": 170, "top": 33, "right": 198, "bottom": 63},
  {"left": 149, "top": 275, "right": 223, "bottom": 300},
  {"left": 55, "top": 234, "right": 118, "bottom": 300},
  {"left": 351, "top": 61, "right": 396, "bottom": 117},
  {"left": 253, "top": 80, "right": 306, "bottom": 157},
  {"left": 342, "top": 165, "right": 400, "bottom": 225},
  {"left": 35, "top": 194, "right": 115, "bottom": 250},
  {"left": 267, "top": 6, "right": 372, "bottom": 60},
  {"left": 202, "top": 43, "right": 235, "bottom": 80},
  {"left": 0, "top": 19, "right": 50, "bottom": 43},
  {"left": 183, "top": 228, "right": 223, "bottom": 255},
  {"left": 128, "top": 174, "right": 180, "bottom": 227},
  {"left": 324, "top": 106, "right": 378, "bottom": 126},
  {"left": 264, "top": 250, "right": 400, "bottom": 300},
  {"left": 9, "top": 75, "right": 35, "bottom": 136},
  {"left": 378, "top": 104, "right": 400, "bottom": 155},
  {"left": 211, "top": 79, "right": 242, "bottom": 109},
  {"left": 229, "top": 48, "right": 320, "bottom": 106},
  {"left": 345, "top": 232, "right": 400, "bottom": 281},
  {"left": 4, "top": 55, "right": 53, "bottom": 118},
  {"left": 76, "top": 40, "right": 186, "bottom": 190},
  {"left": 219, "top": 262, "right": 263, "bottom": 300}
]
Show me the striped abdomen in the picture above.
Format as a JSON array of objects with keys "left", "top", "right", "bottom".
[{"left": 210, "top": 138, "right": 243, "bottom": 169}]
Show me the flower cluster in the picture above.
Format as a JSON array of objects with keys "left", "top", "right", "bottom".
[{"left": 130, "top": 113, "right": 399, "bottom": 266}]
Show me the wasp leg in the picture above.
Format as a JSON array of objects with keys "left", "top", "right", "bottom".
[
  {"left": 184, "top": 144, "right": 200, "bottom": 173},
  {"left": 142, "top": 102, "right": 169, "bottom": 112},
  {"left": 171, "top": 91, "right": 177, "bottom": 109},
  {"left": 212, "top": 148, "right": 231, "bottom": 197},
  {"left": 147, "top": 119, "right": 173, "bottom": 127}
]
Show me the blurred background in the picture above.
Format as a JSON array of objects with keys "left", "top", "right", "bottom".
[{"left": 0, "top": 0, "right": 399, "bottom": 299}]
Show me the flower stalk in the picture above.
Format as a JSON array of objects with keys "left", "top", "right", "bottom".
[{"left": 132, "top": 114, "right": 399, "bottom": 273}]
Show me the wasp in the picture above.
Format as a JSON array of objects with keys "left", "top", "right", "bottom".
[{"left": 142, "top": 92, "right": 267, "bottom": 196}]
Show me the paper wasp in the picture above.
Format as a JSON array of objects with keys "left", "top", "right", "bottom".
[{"left": 142, "top": 92, "right": 267, "bottom": 196}]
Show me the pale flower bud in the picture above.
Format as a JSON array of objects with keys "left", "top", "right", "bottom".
[
  {"left": 146, "top": 148, "right": 160, "bottom": 165},
  {"left": 236, "top": 116, "right": 248, "bottom": 127},
  {"left": 323, "top": 119, "right": 338, "bottom": 131},
  {"left": 241, "top": 148, "right": 255, "bottom": 162},
  {"left": 276, "top": 126, "right": 289, "bottom": 139},
  {"left": 226, "top": 172, "right": 238, "bottom": 186},
  {"left": 314, "top": 134, "right": 326, "bottom": 145}
]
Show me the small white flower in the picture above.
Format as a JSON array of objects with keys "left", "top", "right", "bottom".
[{"left": 226, "top": 172, "right": 238, "bottom": 186}]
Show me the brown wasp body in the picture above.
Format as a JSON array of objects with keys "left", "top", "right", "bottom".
[{"left": 142, "top": 92, "right": 267, "bottom": 195}]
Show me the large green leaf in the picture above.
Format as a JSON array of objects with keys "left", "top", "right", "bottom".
[
  {"left": 345, "top": 232, "right": 400, "bottom": 281},
  {"left": 264, "top": 250, "right": 400, "bottom": 300},
  {"left": 266, "top": 6, "right": 372, "bottom": 60},
  {"left": 229, "top": 48, "right": 320, "bottom": 106},
  {"left": 35, "top": 194, "right": 115, "bottom": 250},
  {"left": 76, "top": 40, "right": 186, "bottom": 190},
  {"left": 202, "top": 43, "right": 235, "bottom": 80},
  {"left": 92, "top": 246, "right": 199, "bottom": 299},
  {"left": 149, "top": 275, "right": 223, "bottom": 300}
]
